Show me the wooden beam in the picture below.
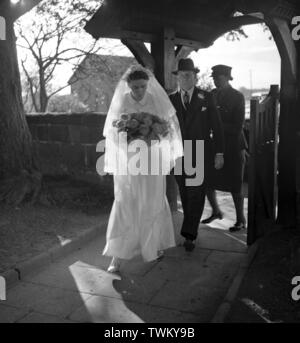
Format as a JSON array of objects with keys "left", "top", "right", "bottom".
[
  {"left": 121, "top": 30, "right": 155, "bottom": 43},
  {"left": 105, "top": 16, "right": 263, "bottom": 49},
  {"left": 175, "top": 38, "right": 207, "bottom": 50},
  {"left": 266, "top": 16, "right": 297, "bottom": 82},
  {"left": 175, "top": 46, "right": 194, "bottom": 59},
  {"left": 236, "top": 0, "right": 297, "bottom": 20},
  {"left": 264, "top": 16, "right": 298, "bottom": 227},
  {"left": 121, "top": 38, "right": 155, "bottom": 71},
  {"left": 268, "top": 1, "right": 298, "bottom": 21},
  {"left": 89, "top": 28, "right": 208, "bottom": 51},
  {"left": 122, "top": 30, "right": 207, "bottom": 50},
  {"left": 151, "top": 27, "right": 176, "bottom": 91}
]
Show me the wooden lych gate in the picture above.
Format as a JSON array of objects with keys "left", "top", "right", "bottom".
[
  {"left": 85, "top": 0, "right": 300, "bottom": 245},
  {"left": 248, "top": 85, "right": 280, "bottom": 244}
]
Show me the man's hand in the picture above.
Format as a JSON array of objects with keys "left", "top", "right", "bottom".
[{"left": 214, "top": 154, "right": 224, "bottom": 170}]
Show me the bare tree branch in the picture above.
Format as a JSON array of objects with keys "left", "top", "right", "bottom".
[
  {"left": 48, "top": 84, "right": 71, "bottom": 98},
  {"left": 21, "top": 59, "right": 39, "bottom": 112},
  {"left": 16, "top": 0, "right": 102, "bottom": 112}
]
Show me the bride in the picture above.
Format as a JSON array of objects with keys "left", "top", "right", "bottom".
[{"left": 102, "top": 65, "right": 183, "bottom": 272}]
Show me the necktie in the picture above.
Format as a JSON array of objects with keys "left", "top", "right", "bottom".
[{"left": 183, "top": 91, "right": 190, "bottom": 107}]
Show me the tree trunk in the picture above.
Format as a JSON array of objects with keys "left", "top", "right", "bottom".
[
  {"left": 0, "top": 14, "right": 41, "bottom": 205},
  {"left": 39, "top": 67, "right": 48, "bottom": 112}
]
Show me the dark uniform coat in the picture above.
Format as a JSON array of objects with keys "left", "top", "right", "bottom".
[
  {"left": 209, "top": 85, "right": 247, "bottom": 193},
  {"left": 169, "top": 87, "right": 224, "bottom": 240}
]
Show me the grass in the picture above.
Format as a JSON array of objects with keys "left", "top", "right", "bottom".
[{"left": 0, "top": 175, "right": 114, "bottom": 273}]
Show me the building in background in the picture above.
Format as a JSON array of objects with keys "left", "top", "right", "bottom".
[{"left": 68, "top": 54, "right": 136, "bottom": 113}]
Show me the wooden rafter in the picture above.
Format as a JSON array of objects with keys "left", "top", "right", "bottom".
[
  {"left": 175, "top": 46, "right": 194, "bottom": 59},
  {"left": 121, "top": 38, "right": 155, "bottom": 70},
  {"left": 267, "top": 16, "right": 297, "bottom": 81}
]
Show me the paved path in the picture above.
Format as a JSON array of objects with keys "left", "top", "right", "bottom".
[{"left": 0, "top": 194, "right": 248, "bottom": 323}]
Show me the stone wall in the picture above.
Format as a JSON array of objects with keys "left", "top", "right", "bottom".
[
  {"left": 26, "top": 113, "right": 252, "bottom": 183},
  {"left": 26, "top": 113, "right": 108, "bottom": 184}
]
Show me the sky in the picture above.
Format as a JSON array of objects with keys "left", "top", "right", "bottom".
[{"left": 190, "top": 24, "right": 281, "bottom": 90}]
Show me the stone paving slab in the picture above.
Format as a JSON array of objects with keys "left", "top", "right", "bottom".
[
  {"left": 24, "top": 262, "right": 167, "bottom": 304},
  {"left": 196, "top": 226, "right": 247, "bottom": 253},
  {"left": 48, "top": 234, "right": 107, "bottom": 270},
  {"left": 0, "top": 303, "right": 30, "bottom": 323},
  {"left": 147, "top": 257, "right": 240, "bottom": 291},
  {"left": 4, "top": 281, "right": 91, "bottom": 319},
  {"left": 17, "top": 311, "right": 76, "bottom": 323},
  {"left": 49, "top": 235, "right": 159, "bottom": 277},
  {"left": 172, "top": 211, "right": 247, "bottom": 253},
  {"left": 149, "top": 281, "right": 226, "bottom": 322},
  {"left": 144, "top": 249, "right": 211, "bottom": 283},
  {"left": 160, "top": 245, "right": 211, "bottom": 260},
  {"left": 119, "top": 303, "right": 203, "bottom": 323},
  {"left": 69, "top": 295, "right": 203, "bottom": 323},
  {"left": 204, "top": 250, "right": 244, "bottom": 265},
  {"left": 69, "top": 295, "right": 145, "bottom": 323}
]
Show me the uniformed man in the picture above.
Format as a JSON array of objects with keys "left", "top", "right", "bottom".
[{"left": 202, "top": 65, "right": 247, "bottom": 232}]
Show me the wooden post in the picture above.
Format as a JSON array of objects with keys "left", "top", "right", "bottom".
[
  {"left": 277, "top": 65, "right": 297, "bottom": 227},
  {"left": 296, "top": 42, "right": 300, "bottom": 229},
  {"left": 151, "top": 27, "right": 176, "bottom": 92},
  {"left": 247, "top": 98, "right": 259, "bottom": 244},
  {"left": 267, "top": 17, "right": 298, "bottom": 227},
  {"left": 151, "top": 27, "right": 178, "bottom": 211}
]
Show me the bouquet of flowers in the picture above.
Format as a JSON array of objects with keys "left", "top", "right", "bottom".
[{"left": 112, "top": 112, "right": 170, "bottom": 145}]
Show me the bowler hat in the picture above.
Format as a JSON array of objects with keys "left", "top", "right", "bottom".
[
  {"left": 211, "top": 64, "right": 233, "bottom": 80},
  {"left": 172, "top": 58, "right": 200, "bottom": 75}
]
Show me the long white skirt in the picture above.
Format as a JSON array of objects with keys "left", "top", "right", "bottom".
[{"left": 103, "top": 173, "right": 175, "bottom": 262}]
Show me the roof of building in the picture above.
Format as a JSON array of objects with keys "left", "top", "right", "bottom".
[{"left": 68, "top": 54, "right": 135, "bottom": 85}]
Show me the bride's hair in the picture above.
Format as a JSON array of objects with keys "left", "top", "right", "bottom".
[{"left": 125, "top": 65, "right": 150, "bottom": 83}]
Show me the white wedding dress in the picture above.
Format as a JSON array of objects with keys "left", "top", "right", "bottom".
[{"left": 102, "top": 92, "right": 176, "bottom": 262}]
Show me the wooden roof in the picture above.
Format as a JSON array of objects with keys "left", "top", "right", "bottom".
[
  {"left": 84, "top": 0, "right": 297, "bottom": 48},
  {"left": 84, "top": 0, "right": 263, "bottom": 47}
]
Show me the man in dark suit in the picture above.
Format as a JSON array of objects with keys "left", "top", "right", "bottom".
[
  {"left": 169, "top": 58, "right": 224, "bottom": 251},
  {"left": 201, "top": 65, "right": 247, "bottom": 232}
]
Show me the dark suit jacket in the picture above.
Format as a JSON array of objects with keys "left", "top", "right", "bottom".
[{"left": 169, "top": 87, "right": 224, "bottom": 154}]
